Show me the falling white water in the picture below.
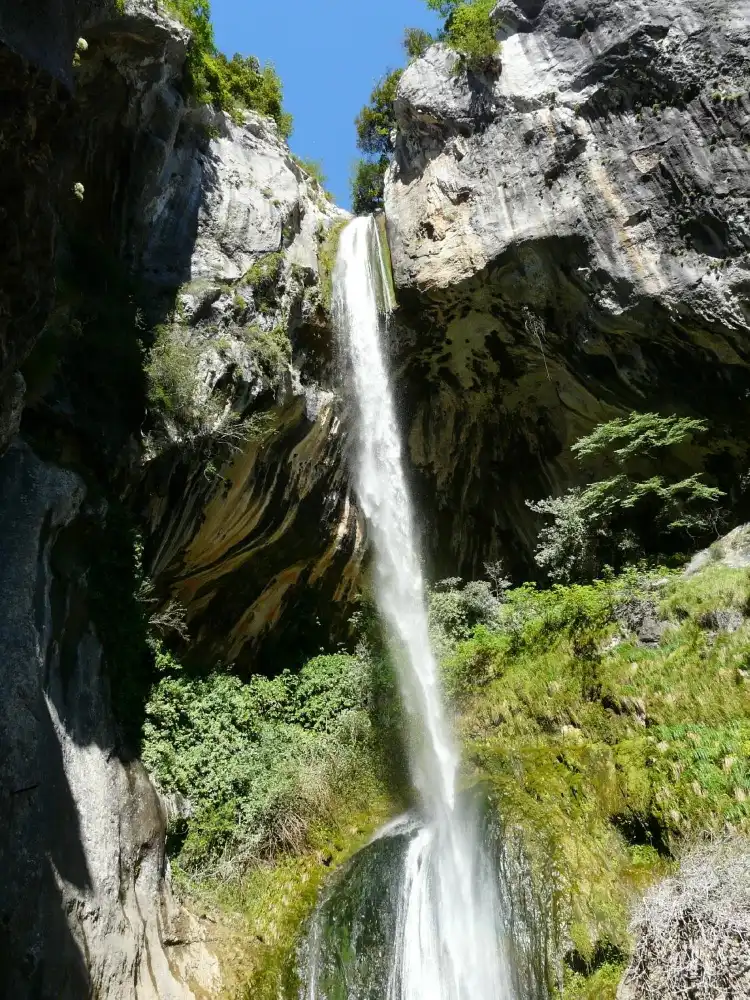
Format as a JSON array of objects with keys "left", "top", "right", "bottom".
[{"left": 331, "top": 216, "right": 515, "bottom": 1000}]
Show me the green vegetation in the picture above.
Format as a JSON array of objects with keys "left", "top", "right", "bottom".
[
  {"left": 350, "top": 2, "right": 499, "bottom": 212},
  {"left": 355, "top": 70, "right": 403, "bottom": 158},
  {"left": 292, "top": 155, "right": 329, "bottom": 194},
  {"left": 527, "top": 413, "right": 725, "bottom": 582},
  {"left": 142, "top": 647, "right": 405, "bottom": 996},
  {"left": 162, "top": 0, "right": 292, "bottom": 135},
  {"left": 318, "top": 218, "right": 350, "bottom": 309},
  {"left": 404, "top": 26, "right": 434, "bottom": 60},
  {"left": 430, "top": 561, "right": 750, "bottom": 995},
  {"left": 352, "top": 69, "right": 403, "bottom": 214},
  {"left": 242, "top": 324, "right": 291, "bottom": 382},
  {"left": 145, "top": 325, "right": 200, "bottom": 422},
  {"left": 352, "top": 158, "right": 390, "bottom": 215},
  {"left": 426, "top": 0, "right": 500, "bottom": 71},
  {"left": 243, "top": 250, "right": 285, "bottom": 305}
]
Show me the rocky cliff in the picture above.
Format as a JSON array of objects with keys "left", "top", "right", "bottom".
[
  {"left": 386, "top": 0, "right": 750, "bottom": 580},
  {"left": 3, "top": 0, "right": 750, "bottom": 995},
  {"left": 0, "top": 2, "right": 360, "bottom": 995}
]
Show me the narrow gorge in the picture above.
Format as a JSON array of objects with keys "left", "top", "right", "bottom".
[{"left": 1, "top": 1, "right": 749, "bottom": 999}]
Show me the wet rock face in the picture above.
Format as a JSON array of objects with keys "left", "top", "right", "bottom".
[{"left": 386, "top": 0, "right": 750, "bottom": 580}]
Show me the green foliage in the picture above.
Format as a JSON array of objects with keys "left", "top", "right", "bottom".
[
  {"left": 292, "top": 156, "right": 329, "bottom": 193},
  {"left": 429, "top": 579, "right": 500, "bottom": 646},
  {"left": 243, "top": 251, "right": 285, "bottom": 314},
  {"left": 443, "top": 562, "right": 750, "bottom": 989},
  {"left": 351, "top": 69, "right": 402, "bottom": 214},
  {"left": 351, "top": 157, "right": 389, "bottom": 215},
  {"left": 572, "top": 412, "right": 711, "bottom": 463},
  {"left": 426, "top": 0, "right": 499, "bottom": 71},
  {"left": 562, "top": 962, "right": 626, "bottom": 1000},
  {"left": 243, "top": 325, "right": 291, "bottom": 382},
  {"left": 145, "top": 325, "right": 200, "bottom": 421},
  {"left": 244, "top": 251, "right": 284, "bottom": 293},
  {"left": 355, "top": 70, "right": 403, "bottom": 157},
  {"left": 163, "top": 1, "right": 292, "bottom": 135},
  {"left": 403, "top": 26, "right": 434, "bottom": 60},
  {"left": 142, "top": 651, "right": 401, "bottom": 873},
  {"left": 528, "top": 413, "right": 725, "bottom": 582}
]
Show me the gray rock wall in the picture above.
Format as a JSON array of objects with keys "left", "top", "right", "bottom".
[
  {"left": 0, "top": 2, "right": 360, "bottom": 995},
  {"left": 0, "top": 442, "right": 220, "bottom": 999},
  {"left": 385, "top": 0, "right": 750, "bottom": 579}
]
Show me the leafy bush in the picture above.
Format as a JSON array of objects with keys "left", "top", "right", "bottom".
[
  {"left": 142, "top": 651, "right": 399, "bottom": 876},
  {"left": 527, "top": 413, "right": 725, "bottom": 582},
  {"left": 351, "top": 157, "right": 389, "bottom": 215},
  {"left": 163, "top": 1, "right": 292, "bottom": 135},
  {"left": 292, "top": 156, "right": 328, "bottom": 192},
  {"left": 429, "top": 578, "right": 500, "bottom": 645},
  {"left": 351, "top": 70, "right": 403, "bottom": 214},
  {"left": 355, "top": 70, "right": 403, "bottom": 157},
  {"left": 145, "top": 325, "right": 200, "bottom": 420},
  {"left": 243, "top": 325, "right": 291, "bottom": 383},
  {"left": 404, "top": 26, "right": 434, "bottom": 60},
  {"left": 425, "top": 0, "right": 499, "bottom": 71}
]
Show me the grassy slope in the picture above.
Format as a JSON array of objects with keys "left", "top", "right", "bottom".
[
  {"left": 148, "top": 563, "right": 750, "bottom": 997},
  {"left": 448, "top": 564, "right": 750, "bottom": 995},
  {"left": 188, "top": 790, "right": 396, "bottom": 999}
]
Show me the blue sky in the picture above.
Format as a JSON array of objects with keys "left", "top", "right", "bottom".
[{"left": 211, "top": 0, "right": 440, "bottom": 209}]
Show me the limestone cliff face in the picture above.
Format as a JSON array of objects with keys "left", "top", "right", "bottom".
[
  {"left": 0, "top": 2, "right": 360, "bottom": 995},
  {"left": 0, "top": 447, "right": 220, "bottom": 1000},
  {"left": 386, "top": 0, "right": 750, "bottom": 579}
]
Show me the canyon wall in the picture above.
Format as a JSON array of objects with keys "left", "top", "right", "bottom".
[
  {"left": 386, "top": 0, "right": 750, "bottom": 580},
  {"left": 0, "top": 1, "right": 360, "bottom": 994},
  {"left": 2, "top": 0, "right": 750, "bottom": 994}
]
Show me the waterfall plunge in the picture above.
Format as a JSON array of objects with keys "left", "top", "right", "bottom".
[{"left": 322, "top": 216, "right": 516, "bottom": 1000}]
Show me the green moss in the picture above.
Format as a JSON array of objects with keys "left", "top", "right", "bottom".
[
  {"left": 318, "top": 218, "right": 350, "bottom": 311},
  {"left": 375, "top": 214, "right": 397, "bottom": 309},
  {"left": 213, "top": 795, "right": 395, "bottom": 999},
  {"left": 446, "top": 564, "right": 750, "bottom": 988}
]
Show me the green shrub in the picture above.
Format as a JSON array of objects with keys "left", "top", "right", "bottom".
[
  {"left": 351, "top": 69, "right": 402, "bottom": 214},
  {"left": 355, "top": 70, "right": 403, "bottom": 157},
  {"left": 426, "top": 0, "right": 499, "bottom": 71},
  {"left": 404, "top": 26, "right": 434, "bottom": 60},
  {"left": 351, "top": 157, "right": 389, "bottom": 215},
  {"left": 145, "top": 325, "right": 200, "bottom": 420},
  {"left": 142, "top": 651, "right": 401, "bottom": 875},
  {"left": 163, "top": 1, "right": 292, "bottom": 135},
  {"left": 244, "top": 325, "right": 291, "bottom": 383},
  {"left": 292, "top": 156, "right": 328, "bottom": 191},
  {"left": 527, "top": 413, "right": 725, "bottom": 582}
]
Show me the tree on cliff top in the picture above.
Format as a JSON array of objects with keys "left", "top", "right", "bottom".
[
  {"left": 426, "top": 0, "right": 499, "bottom": 71},
  {"left": 162, "top": 0, "right": 293, "bottom": 136}
]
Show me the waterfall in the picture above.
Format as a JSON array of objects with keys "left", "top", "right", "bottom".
[{"left": 315, "top": 215, "right": 516, "bottom": 1000}]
